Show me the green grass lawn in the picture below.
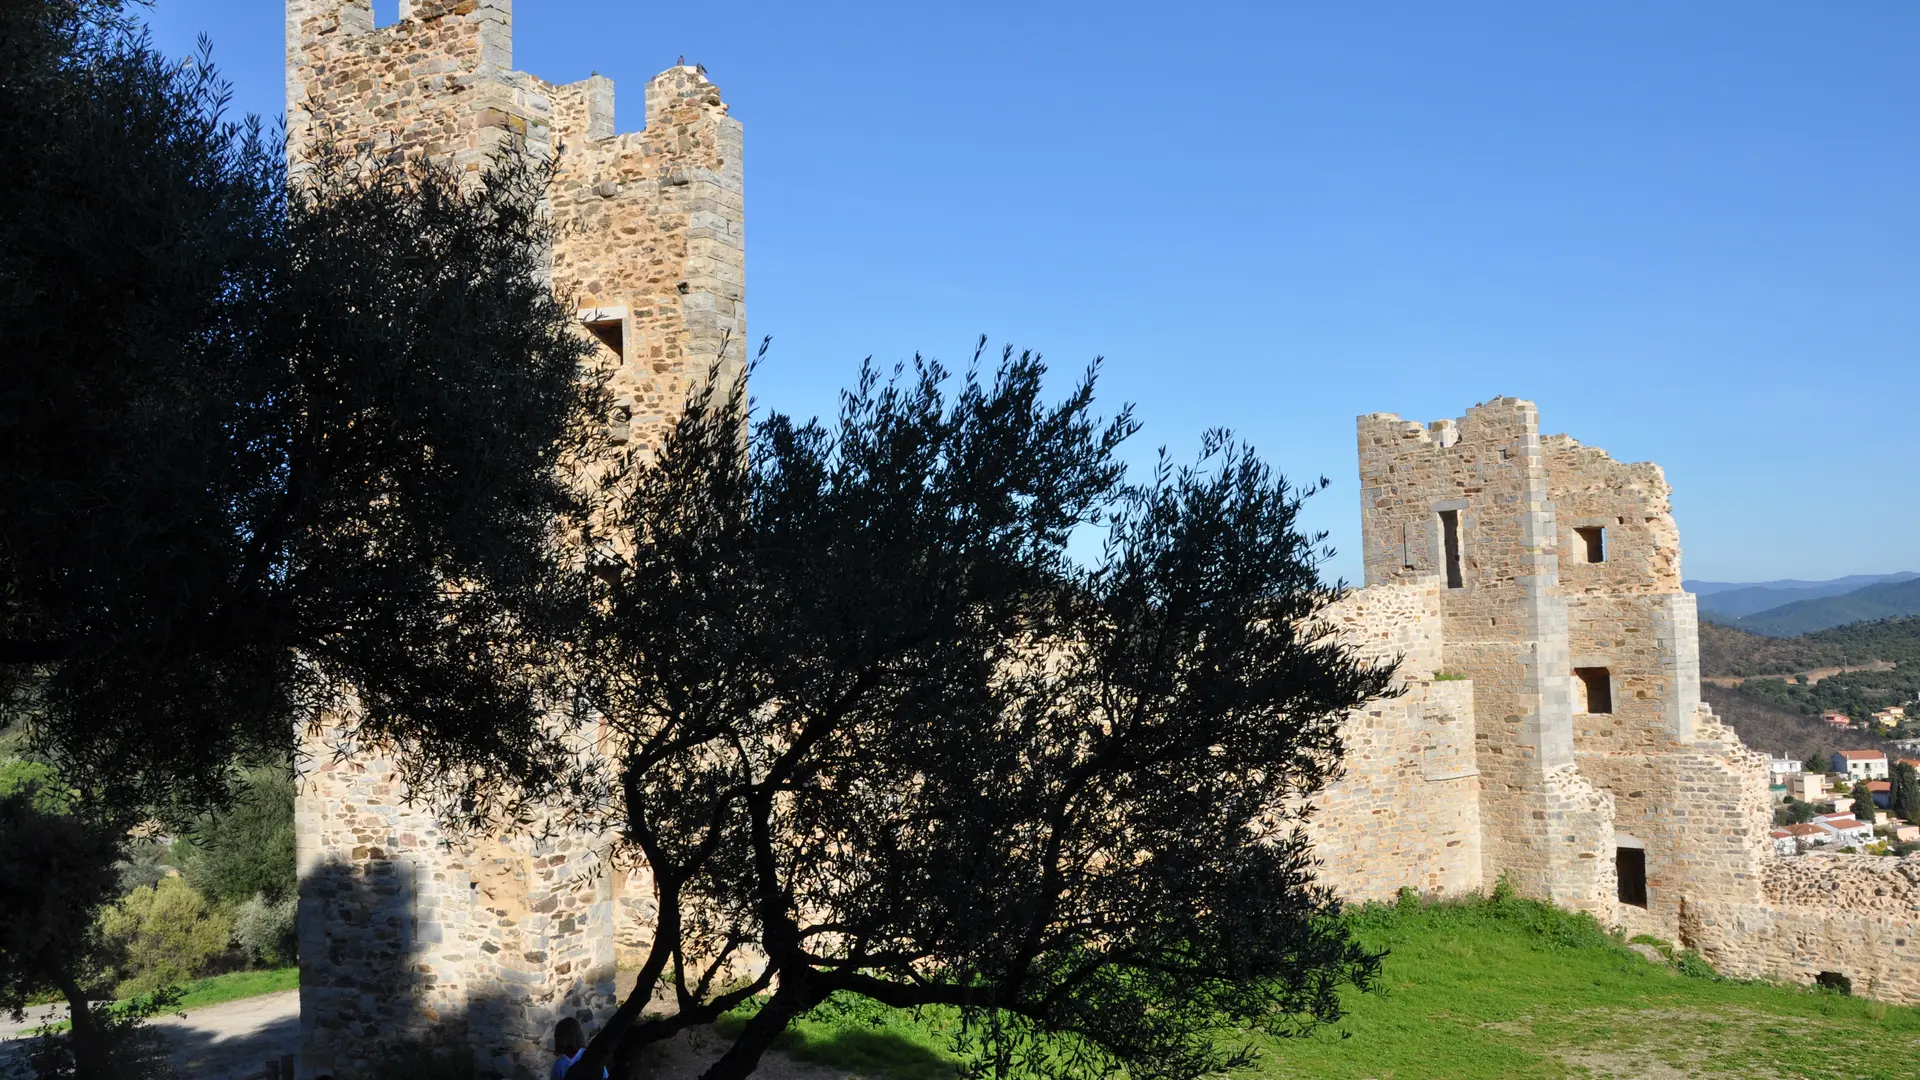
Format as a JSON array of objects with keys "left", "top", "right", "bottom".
[
  {"left": 743, "top": 896, "right": 1920, "bottom": 1080},
  {"left": 168, "top": 966, "right": 297, "bottom": 1011}
]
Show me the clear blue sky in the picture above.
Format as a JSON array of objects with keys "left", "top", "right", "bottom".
[{"left": 141, "top": 1, "right": 1918, "bottom": 585}]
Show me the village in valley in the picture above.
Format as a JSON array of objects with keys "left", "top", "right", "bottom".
[{"left": 1766, "top": 705, "right": 1920, "bottom": 856}]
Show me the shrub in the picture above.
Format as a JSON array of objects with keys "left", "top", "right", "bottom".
[
  {"left": 232, "top": 893, "right": 297, "bottom": 967},
  {"left": 1489, "top": 869, "right": 1519, "bottom": 902},
  {"left": 173, "top": 767, "right": 296, "bottom": 905},
  {"left": 2, "top": 987, "right": 181, "bottom": 1080},
  {"left": 115, "top": 838, "right": 173, "bottom": 893},
  {"left": 98, "top": 877, "right": 232, "bottom": 996},
  {"left": 1395, "top": 886, "right": 1421, "bottom": 912}
]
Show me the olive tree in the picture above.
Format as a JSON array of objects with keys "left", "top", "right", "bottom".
[{"left": 559, "top": 346, "right": 1392, "bottom": 1080}]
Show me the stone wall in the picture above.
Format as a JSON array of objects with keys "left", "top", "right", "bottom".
[
  {"left": 1355, "top": 401, "right": 1612, "bottom": 914},
  {"left": 1684, "top": 855, "right": 1920, "bottom": 1003},
  {"left": 1544, "top": 431, "right": 1769, "bottom": 936},
  {"left": 1311, "top": 583, "right": 1482, "bottom": 902},
  {"left": 296, "top": 737, "right": 616, "bottom": 1078},
  {"left": 287, "top": 2, "right": 741, "bottom": 1076}
]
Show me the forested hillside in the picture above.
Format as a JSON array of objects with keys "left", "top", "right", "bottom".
[
  {"left": 1699, "top": 617, "right": 1920, "bottom": 760},
  {"left": 1699, "top": 616, "right": 1920, "bottom": 678}
]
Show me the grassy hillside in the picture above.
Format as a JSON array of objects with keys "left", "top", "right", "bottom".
[
  {"left": 737, "top": 896, "right": 1920, "bottom": 1080},
  {"left": 1724, "top": 578, "right": 1920, "bottom": 638}
]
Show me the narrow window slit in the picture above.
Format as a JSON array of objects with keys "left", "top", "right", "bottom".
[{"left": 1439, "top": 509, "right": 1463, "bottom": 590}]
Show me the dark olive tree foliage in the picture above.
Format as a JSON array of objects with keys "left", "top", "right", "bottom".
[
  {"left": 564, "top": 344, "right": 1393, "bottom": 1080},
  {"left": 1890, "top": 762, "right": 1920, "bottom": 820},
  {"left": 0, "top": 0, "right": 603, "bottom": 820},
  {"left": 0, "top": 778, "right": 124, "bottom": 1078}
]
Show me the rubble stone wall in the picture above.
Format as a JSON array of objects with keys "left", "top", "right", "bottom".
[
  {"left": 1312, "top": 583, "right": 1481, "bottom": 902},
  {"left": 296, "top": 741, "right": 616, "bottom": 1079},
  {"left": 1684, "top": 855, "right": 1920, "bottom": 1003}
]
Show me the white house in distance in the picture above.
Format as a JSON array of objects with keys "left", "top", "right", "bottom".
[
  {"left": 1813, "top": 814, "right": 1875, "bottom": 846},
  {"left": 1773, "top": 821, "right": 1843, "bottom": 854},
  {"left": 1832, "top": 749, "right": 1890, "bottom": 780},
  {"left": 1768, "top": 754, "right": 1804, "bottom": 780}
]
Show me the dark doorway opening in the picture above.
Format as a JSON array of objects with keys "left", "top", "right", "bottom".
[
  {"left": 1439, "top": 509, "right": 1463, "bottom": 590},
  {"left": 1615, "top": 846, "right": 1647, "bottom": 908},
  {"left": 1815, "top": 971, "right": 1852, "bottom": 994},
  {"left": 1575, "top": 525, "right": 1606, "bottom": 563}
]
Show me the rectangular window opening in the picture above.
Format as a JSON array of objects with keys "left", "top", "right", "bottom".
[
  {"left": 1576, "top": 667, "right": 1614, "bottom": 714},
  {"left": 1615, "top": 847, "right": 1648, "bottom": 908},
  {"left": 1575, "top": 525, "right": 1606, "bottom": 563},
  {"left": 585, "top": 319, "right": 624, "bottom": 360},
  {"left": 1439, "top": 509, "right": 1463, "bottom": 590}
]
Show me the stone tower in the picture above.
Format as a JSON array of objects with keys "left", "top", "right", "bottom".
[
  {"left": 1334, "top": 399, "right": 1771, "bottom": 936},
  {"left": 1316, "top": 398, "right": 1920, "bottom": 1000},
  {"left": 286, "top": 4, "right": 743, "bottom": 1077}
]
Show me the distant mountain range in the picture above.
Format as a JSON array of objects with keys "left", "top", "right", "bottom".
[{"left": 1687, "top": 572, "right": 1920, "bottom": 637}]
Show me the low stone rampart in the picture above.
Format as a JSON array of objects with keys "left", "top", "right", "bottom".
[{"left": 1682, "top": 854, "right": 1920, "bottom": 1003}]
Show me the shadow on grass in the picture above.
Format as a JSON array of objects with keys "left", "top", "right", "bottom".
[{"left": 713, "top": 1000, "right": 965, "bottom": 1080}]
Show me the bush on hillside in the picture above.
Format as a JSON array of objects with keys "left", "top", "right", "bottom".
[
  {"left": 98, "top": 878, "right": 231, "bottom": 996},
  {"left": 0, "top": 759, "right": 70, "bottom": 813},
  {"left": 232, "top": 893, "right": 297, "bottom": 967},
  {"left": 114, "top": 839, "right": 173, "bottom": 894},
  {"left": 173, "top": 766, "right": 295, "bottom": 905}
]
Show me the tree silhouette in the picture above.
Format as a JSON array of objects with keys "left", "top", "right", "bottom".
[{"left": 560, "top": 346, "right": 1392, "bottom": 1080}]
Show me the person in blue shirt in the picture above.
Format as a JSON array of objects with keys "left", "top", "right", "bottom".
[{"left": 552, "top": 1016, "right": 610, "bottom": 1079}]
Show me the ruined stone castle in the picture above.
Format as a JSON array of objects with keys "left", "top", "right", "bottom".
[
  {"left": 1306, "top": 401, "right": 1920, "bottom": 1002},
  {"left": 286, "top": 5, "right": 1920, "bottom": 1078}
]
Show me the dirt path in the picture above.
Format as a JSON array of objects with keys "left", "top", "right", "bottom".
[
  {"left": 151, "top": 989, "right": 301, "bottom": 1079},
  {"left": 0, "top": 991, "right": 300, "bottom": 1080}
]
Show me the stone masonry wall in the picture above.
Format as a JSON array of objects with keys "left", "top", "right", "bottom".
[
  {"left": 1684, "top": 855, "right": 1920, "bottom": 1003},
  {"left": 1543, "top": 433, "right": 1769, "bottom": 937},
  {"left": 296, "top": 738, "right": 616, "bottom": 1079},
  {"left": 288, "top": 2, "right": 741, "bottom": 1076},
  {"left": 1310, "top": 583, "right": 1483, "bottom": 902}
]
